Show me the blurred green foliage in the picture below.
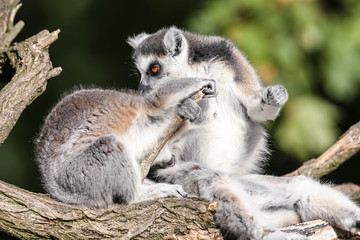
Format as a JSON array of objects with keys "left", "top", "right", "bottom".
[
  {"left": 187, "top": 0, "right": 360, "bottom": 163},
  {"left": 0, "top": 0, "right": 359, "bottom": 194}
]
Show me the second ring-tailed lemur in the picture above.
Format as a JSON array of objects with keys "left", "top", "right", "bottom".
[
  {"left": 128, "top": 27, "right": 360, "bottom": 240},
  {"left": 35, "top": 78, "right": 216, "bottom": 207}
]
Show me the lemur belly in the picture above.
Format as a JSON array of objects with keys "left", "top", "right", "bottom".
[{"left": 200, "top": 116, "right": 249, "bottom": 176}]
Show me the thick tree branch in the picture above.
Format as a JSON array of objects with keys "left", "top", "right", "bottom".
[
  {"left": 0, "top": 29, "right": 62, "bottom": 144},
  {"left": 1, "top": 179, "right": 360, "bottom": 240},
  {"left": 0, "top": 179, "right": 219, "bottom": 239},
  {"left": 0, "top": 0, "right": 62, "bottom": 145}
]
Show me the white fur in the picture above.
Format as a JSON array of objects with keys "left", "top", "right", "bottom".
[
  {"left": 119, "top": 111, "right": 173, "bottom": 163},
  {"left": 127, "top": 33, "right": 149, "bottom": 49},
  {"left": 130, "top": 27, "right": 360, "bottom": 240}
]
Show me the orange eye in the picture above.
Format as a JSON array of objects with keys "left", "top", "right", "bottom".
[
  {"left": 151, "top": 66, "right": 158, "bottom": 73},
  {"left": 149, "top": 64, "right": 161, "bottom": 76}
]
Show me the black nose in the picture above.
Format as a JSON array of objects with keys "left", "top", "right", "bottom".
[{"left": 139, "top": 84, "right": 152, "bottom": 94}]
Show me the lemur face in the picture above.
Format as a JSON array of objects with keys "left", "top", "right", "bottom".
[
  {"left": 128, "top": 27, "right": 262, "bottom": 98},
  {"left": 129, "top": 27, "right": 194, "bottom": 94}
]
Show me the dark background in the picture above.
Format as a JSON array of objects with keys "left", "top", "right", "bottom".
[{"left": 0, "top": 0, "right": 359, "bottom": 199}]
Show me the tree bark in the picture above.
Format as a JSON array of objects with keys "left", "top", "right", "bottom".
[
  {"left": 1, "top": 179, "right": 360, "bottom": 240},
  {"left": 1, "top": 0, "right": 360, "bottom": 239},
  {"left": 0, "top": 0, "right": 24, "bottom": 53},
  {"left": 281, "top": 220, "right": 360, "bottom": 240},
  {"left": 0, "top": 180, "right": 219, "bottom": 240},
  {"left": 0, "top": 0, "right": 62, "bottom": 145}
]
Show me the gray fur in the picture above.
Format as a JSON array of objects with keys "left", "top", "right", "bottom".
[
  {"left": 35, "top": 26, "right": 360, "bottom": 239},
  {"left": 130, "top": 27, "right": 360, "bottom": 239},
  {"left": 35, "top": 78, "right": 216, "bottom": 208},
  {"left": 177, "top": 98, "right": 201, "bottom": 122}
]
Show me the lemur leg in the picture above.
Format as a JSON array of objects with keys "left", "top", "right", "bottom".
[
  {"left": 239, "top": 175, "right": 360, "bottom": 234},
  {"left": 289, "top": 175, "right": 360, "bottom": 233},
  {"left": 247, "top": 85, "right": 288, "bottom": 122},
  {"left": 55, "top": 135, "right": 185, "bottom": 208},
  {"left": 156, "top": 162, "right": 308, "bottom": 240}
]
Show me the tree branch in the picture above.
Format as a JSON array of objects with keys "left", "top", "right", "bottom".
[
  {"left": 281, "top": 220, "right": 360, "bottom": 240},
  {"left": 0, "top": 0, "right": 62, "bottom": 145},
  {"left": 0, "top": 179, "right": 219, "bottom": 239},
  {"left": 0, "top": 0, "right": 24, "bottom": 53},
  {"left": 284, "top": 121, "right": 360, "bottom": 178},
  {"left": 0, "top": 28, "right": 62, "bottom": 144},
  {"left": 1, "top": 179, "right": 360, "bottom": 239}
]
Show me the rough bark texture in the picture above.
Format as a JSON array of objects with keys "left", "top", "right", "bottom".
[
  {"left": 0, "top": 0, "right": 62, "bottom": 145},
  {"left": 1, "top": 179, "right": 360, "bottom": 240},
  {"left": 0, "top": 180, "right": 220, "bottom": 239},
  {"left": 281, "top": 220, "right": 360, "bottom": 240},
  {"left": 0, "top": 0, "right": 24, "bottom": 53}
]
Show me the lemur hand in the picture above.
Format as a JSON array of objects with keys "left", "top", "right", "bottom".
[
  {"left": 201, "top": 79, "right": 217, "bottom": 98},
  {"left": 262, "top": 85, "right": 288, "bottom": 107}
]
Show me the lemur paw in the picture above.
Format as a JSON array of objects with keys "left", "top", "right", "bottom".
[
  {"left": 156, "top": 183, "right": 188, "bottom": 198},
  {"left": 263, "top": 85, "right": 288, "bottom": 107},
  {"left": 139, "top": 182, "right": 188, "bottom": 202},
  {"left": 201, "top": 79, "right": 217, "bottom": 98},
  {"left": 177, "top": 98, "right": 201, "bottom": 121}
]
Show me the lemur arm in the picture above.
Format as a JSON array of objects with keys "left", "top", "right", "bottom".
[{"left": 247, "top": 85, "right": 288, "bottom": 122}]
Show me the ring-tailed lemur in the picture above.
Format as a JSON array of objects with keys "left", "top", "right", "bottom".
[
  {"left": 35, "top": 78, "right": 216, "bottom": 208},
  {"left": 128, "top": 27, "right": 360, "bottom": 240}
]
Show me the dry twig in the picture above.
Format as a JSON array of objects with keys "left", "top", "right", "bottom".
[{"left": 139, "top": 90, "right": 206, "bottom": 180}]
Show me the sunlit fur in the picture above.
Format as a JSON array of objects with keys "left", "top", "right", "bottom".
[
  {"left": 35, "top": 78, "right": 216, "bottom": 208},
  {"left": 129, "top": 27, "right": 360, "bottom": 240}
]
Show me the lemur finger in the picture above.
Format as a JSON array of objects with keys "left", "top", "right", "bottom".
[
  {"left": 177, "top": 98, "right": 201, "bottom": 121},
  {"left": 177, "top": 188, "right": 188, "bottom": 198},
  {"left": 263, "top": 85, "right": 288, "bottom": 106},
  {"left": 202, "top": 79, "right": 217, "bottom": 98},
  {"left": 170, "top": 184, "right": 188, "bottom": 198}
]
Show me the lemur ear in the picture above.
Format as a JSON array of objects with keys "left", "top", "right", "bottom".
[
  {"left": 127, "top": 33, "right": 149, "bottom": 49},
  {"left": 163, "top": 27, "right": 188, "bottom": 57}
]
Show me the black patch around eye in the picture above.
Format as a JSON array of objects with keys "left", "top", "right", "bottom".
[{"left": 147, "top": 61, "right": 162, "bottom": 77}]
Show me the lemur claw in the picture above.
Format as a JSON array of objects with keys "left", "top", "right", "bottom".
[{"left": 263, "top": 85, "right": 288, "bottom": 107}]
